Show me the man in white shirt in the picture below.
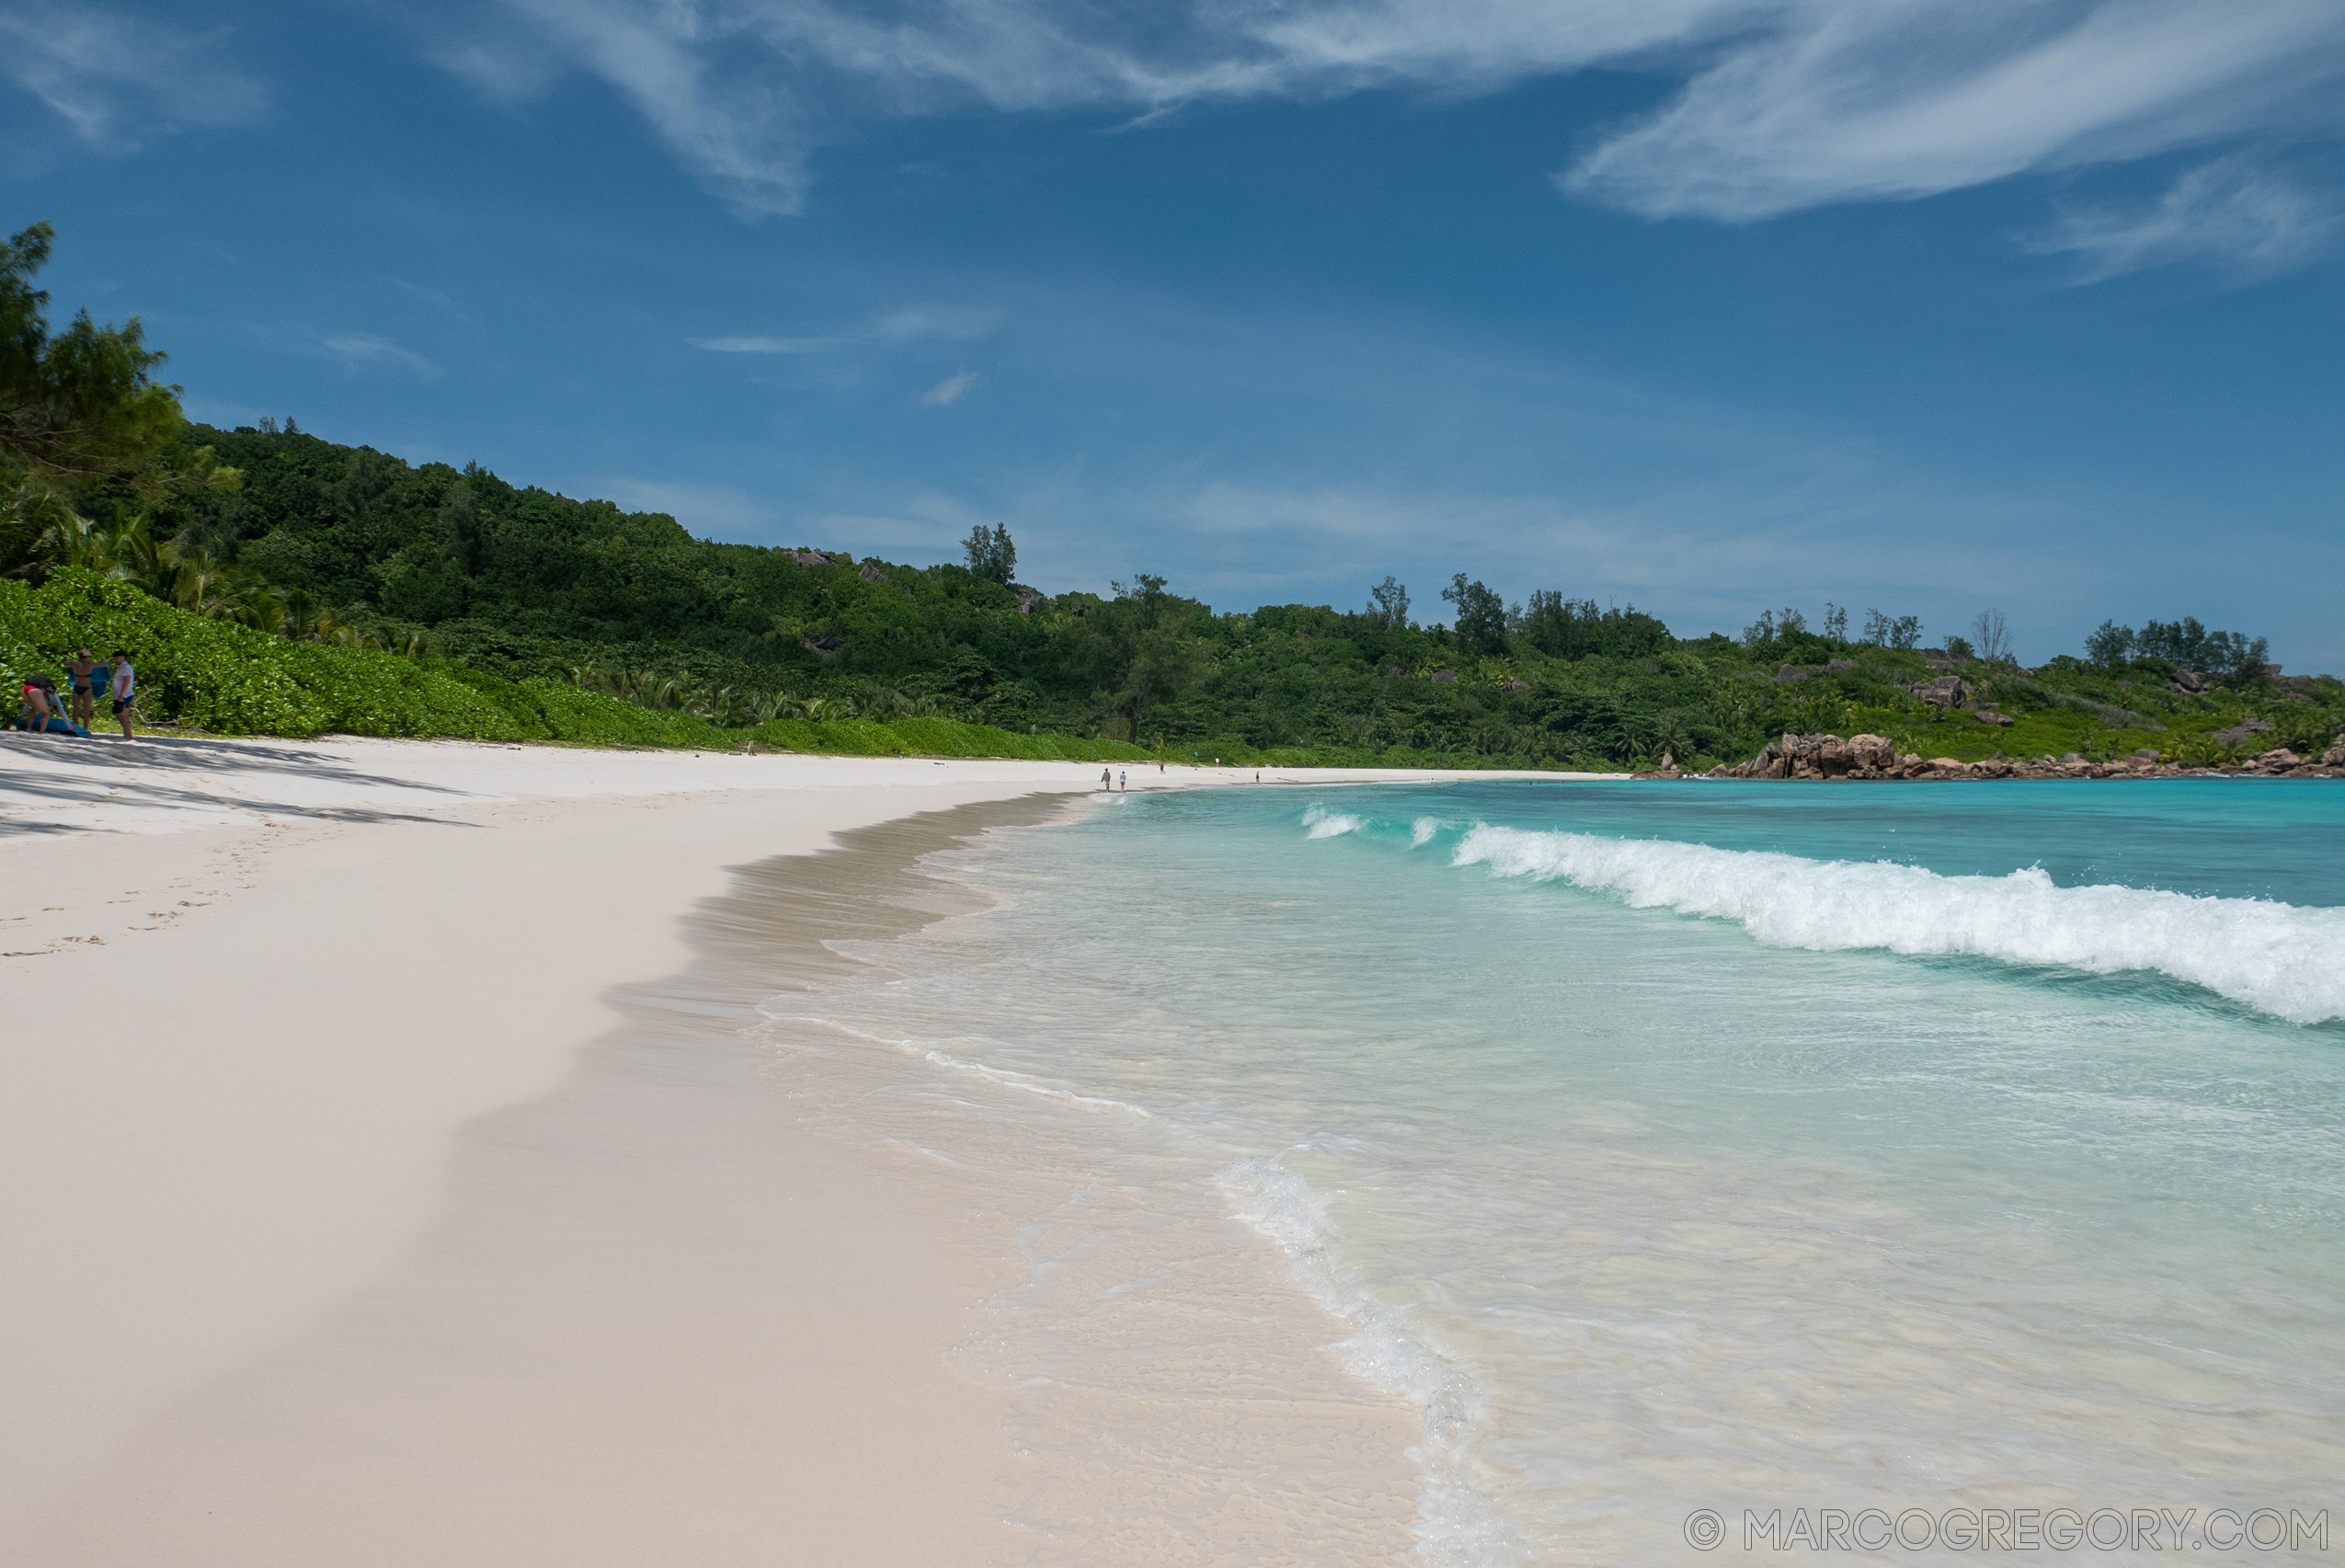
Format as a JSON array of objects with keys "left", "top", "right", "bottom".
[{"left": 109, "top": 650, "right": 136, "bottom": 738}]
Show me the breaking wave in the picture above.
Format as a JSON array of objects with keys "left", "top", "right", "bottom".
[
  {"left": 1448, "top": 825, "right": 2345, "bottom": 1024},
  {"left": 1301, "top": 804, "right": 1366, "bottom": 839}
]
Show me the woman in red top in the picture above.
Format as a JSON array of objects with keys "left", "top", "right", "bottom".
[{"left": 17, "top": 676, "right": 55, "bottom": 732}]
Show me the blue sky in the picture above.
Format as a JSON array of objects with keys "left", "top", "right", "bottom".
[{"left": 6, "top": 0, "right": 2342, "bottom": 668}]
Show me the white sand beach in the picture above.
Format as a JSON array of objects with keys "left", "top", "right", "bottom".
[{"left": 0, "top": 735, "right": 1573, "bottom": 1564}]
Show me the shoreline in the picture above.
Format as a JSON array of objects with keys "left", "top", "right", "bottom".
[{"left": 0, "top": 736, "right": 1447, "bottom": 1561}]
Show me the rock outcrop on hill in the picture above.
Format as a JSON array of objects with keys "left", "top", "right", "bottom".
[
  {"left": 1723, "top": 732, "right": 1904, "bottom": 778},
  {"left": 1705, "top": 732, "right": 2345, "bottom": 782}
]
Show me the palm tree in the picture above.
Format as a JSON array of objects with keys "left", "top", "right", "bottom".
[
  {"left": 92, "top": 512, "right": 156, "bottom": 578},
  {"left": 374, "top": 626, "right": 435, "bottom": 658},
  {"left": 29, "top": 504, "right": 109, "bottom": 570},
  {"left": 278, "top": 587, "right": 323, "bottom": 639},
  {"left": 760, "top": 692, "right": 800, "bottom": 723},
  {"left": 172, "top": 557, "right": 242, "bottom": 620},
  {"left": 1652, "top": 709, "right": 1693, "bottom": 765},
  {"left": 235, "top": 583, "right": 287, "bottom": 637}
]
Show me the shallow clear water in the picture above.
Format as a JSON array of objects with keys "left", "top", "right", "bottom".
[{"left": 773, "top": 780, "right": 2345, "bottom": 1563}]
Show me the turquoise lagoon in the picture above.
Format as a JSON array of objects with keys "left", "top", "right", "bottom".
[{"left": 772, "top": 780, "right": 2345, "bottom": 1563}]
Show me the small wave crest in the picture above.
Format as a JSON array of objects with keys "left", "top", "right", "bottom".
[
  {"left": 1301, "top": 804, "right": 1366, "bottom": 839},
  {"left": 1451, "top": 826, "right": 2345, "bottom": 1024}
]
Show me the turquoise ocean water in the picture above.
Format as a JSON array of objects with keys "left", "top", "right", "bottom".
[{"left": 772, "top": 780, "right": 2345, "bottom": 1562}]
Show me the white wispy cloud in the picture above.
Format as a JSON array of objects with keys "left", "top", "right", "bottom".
[
  {"left": 2029, "top": 156, "right": 2341, "bottom": 280},
  {"left": 920, "top": 370, "right": 979, "bottom": 406},
  {"left": 440, "top": 0, "right": 2345, "bottom": 267},
  {"left": 1564, "top": 1, "right": 2345, "bottom": 222},
  {"left": 0, "top": 2, "right": 263, "bottom": 148},
  {"left": 321, "top": 334, "right": 441, "bottom": 380},
  {"left": 691, "top": 334, "right": 841, "bottom": 353},
  {"left": 468, "top": 0, "right": 811, "bottom": 214},
  {"left": 692, "top": 303, "right": 1001, "bottom": 356}
]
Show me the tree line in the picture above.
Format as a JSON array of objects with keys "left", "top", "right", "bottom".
[{"left": 5, "top": 219, "right": 2316, "bottom": 770}]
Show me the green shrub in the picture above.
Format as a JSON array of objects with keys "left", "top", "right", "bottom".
[
  {"left": 0, "top": 573, "right": 1151, "bottom": 757},
  {"left": 744, "top": 715, "right": 1152, "bottom": 761},
  {"left": 7, "top": 569, "right": 1607, "bottom": 765},
  {"left": 0, "top": 570, "right": 710, "bottom": 743}
]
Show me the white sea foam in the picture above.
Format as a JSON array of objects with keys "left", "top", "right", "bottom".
[
  {"left": 1448, "top": 825, "right": 2345, "bottom": 1024},
  {"left": 1410, "top": 817, "right": 1442, "bottom": 848},
  {"left": 1221, "top": 1157, "right": 1524, "bottom": 1567},
  {"left": 924, "top": 1048, "right": 1155, "bottom": 1115},
  {"left": 1302, "top": 804, "right": 1366, "bottom": 838}
]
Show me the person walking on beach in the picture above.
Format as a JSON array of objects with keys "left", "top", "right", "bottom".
[
  {"left": 66, "top": 649, "right": 98, "bottom": 727},
  {"left": 1118, "top": 770, "right": 1127, "bottom": 792},
  {"left": 1100, "top": 767, "right": 1111, "bottom": 792},
  {"left": 109, "top": 650, "right": 136, "bottom": 738}
]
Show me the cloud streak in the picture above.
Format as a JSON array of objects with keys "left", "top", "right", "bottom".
[
  {"left": 692, "top": 303, "right": 1001, "bottom": 356},
  {"left": 692, "top": 334, "right": 841, "bottom": 354},
  {"left": 1565, "top": 1, "right": 2345, "bottom": 221},
  {"left": 322, "top": 334, "right": 441, "bottom": 379},
  {"left": 443, "top": 0, "right": 2345, "bottom": 268},
  {"left": 920, "top": 370, "right": 978, "bottom": 405},
  {"left": 0, "top": 1, "right": 264, "bottom": 149},
  {"left": 2029, "top": 155, "right": 2341, "bottom": 280}
]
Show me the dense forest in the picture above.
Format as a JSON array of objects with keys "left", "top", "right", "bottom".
[{"left": 6, "top": 220, "right": 2340, "bottom": 767}]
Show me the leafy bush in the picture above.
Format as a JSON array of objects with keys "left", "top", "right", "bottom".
[
  {"left": 2, "top": 571, "right": 1163, "bottom": 759},
  {"left": 0, "top": 569, "right": 720, "bottom": 743},
  {"left": 745, "top": 716, "right": 1151, "bottom": 761}
]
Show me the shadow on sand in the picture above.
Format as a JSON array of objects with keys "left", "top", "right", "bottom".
[{"left": 0, "top": 733, "right": 481, "bottom": 839}]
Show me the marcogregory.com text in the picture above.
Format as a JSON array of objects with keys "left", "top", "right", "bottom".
[{"left": 1682, "top": 1506, "right": 2328, "bottom": 1553}]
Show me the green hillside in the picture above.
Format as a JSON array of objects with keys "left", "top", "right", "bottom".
[{"left": 6, "top": 219, "right": 2338, "bottom": 768}]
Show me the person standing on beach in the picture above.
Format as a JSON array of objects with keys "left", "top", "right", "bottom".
[
  {"left": 1100, "top": 767, "right": 1111, "bottom": 791},
  {"left": 109, "top": 650, "right": 136, "bottom": 738},
  {"left": 66, "top": 649, "right": 98, "bottom": 727},
  {"left": 1118, "top": 770, "right": 1127, "bottom": 792}
]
